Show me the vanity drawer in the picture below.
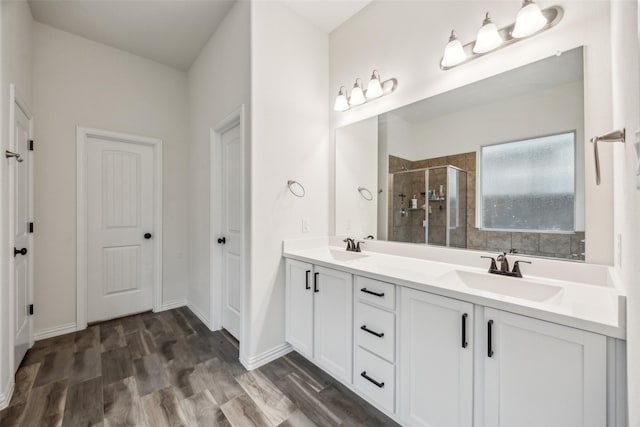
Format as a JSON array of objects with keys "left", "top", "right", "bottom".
[
  {"left": 354, "top": 346, "right": 395, "bottom": 413},
  {"left": 355, "top": 276, "right": 396, "bottom": 311},
  {"left": 355, "top": 301, "right": 395, "bottom": 362}
]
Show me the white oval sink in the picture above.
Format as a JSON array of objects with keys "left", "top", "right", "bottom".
[
  {"left": 440, "top": 270, "right": 563, "bottom": 303},
  {"left": 329, "top": 249, "right": 369, "bottom": 262}
]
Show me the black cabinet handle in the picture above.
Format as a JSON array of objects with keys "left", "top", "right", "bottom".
[
  {"left": 360, "top": 371, "right": 384, "bottom": 388},
  {"left": 14, "top": 247, "right": 27, "bottom": 257},
  {"left": 360, "top": 288, "right": 384, "bottom": 297},
  {"left": 305, "top": 270, "right": 311, "bottom": 290},
  {"left": 462, "top": 313, "right": 468, "bottom": 348},
  {"left": 488, "top": 320, "right": 494, "bottom": 357},
  {"left": 360, "top": 325, "right": 384, "bottom": 338},
  {"left": 314, "top": 272, "right": 319, "bottom": 293}
]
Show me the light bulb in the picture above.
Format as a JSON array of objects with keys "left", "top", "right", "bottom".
[
  {"left": 333, "top": 86, "right": 349, "bottom": 112},
  {"left": 441, "top": 30, "right": 466, "bottom": 68},
  {"left": 473, "top": 12, "right": 502, "bottom": 54},
  {"left": 350, "top": 78, "right": 366, "bottom": 106},
  {"left": 366, "top": 70, "right": 383, "bottom": 99},
  {"left": 512, "top": 0, "right": 547, "bottom": 38}
]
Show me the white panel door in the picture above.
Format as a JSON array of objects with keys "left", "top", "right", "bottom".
[
  {"left": 483, "top": 308, "right": 606, "bottom": 427},
  {"left": 220, "top": 124, "right": 242, "bottom": 339},
  {"left": 87, "top": 138, "right": 155, "bottom": 322},
  {"left": 313, "top": 266, "right": 353, "bottom": 383},
  {"left": 399, "top": 287, "right": 474, "bottom": 427},
  {"left": 285, "top": 259, "right": 314, "bottom": 358},
  {"left": 13, "top": 102, "right": 31, "bottom": 369}
]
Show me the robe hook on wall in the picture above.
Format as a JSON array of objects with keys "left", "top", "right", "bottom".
[
  {"left": 591, "top": 128, "right": 625, "bottom": 185},
  {"left": 5, "top": 150, "right": 23, "bottom": 163}
]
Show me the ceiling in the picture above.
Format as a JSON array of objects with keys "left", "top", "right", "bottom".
[
  {"left": 28, "top": 0, "right": 372, "bottom": 71},
  {"left": 28, "top": 0, "right": 236, "bottom": 70},
  {"left": 280, "top": 0, "right": 372, "bottom": 33}
]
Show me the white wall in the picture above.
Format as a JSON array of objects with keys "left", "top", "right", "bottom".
[
  {"left": 335, "top": 116, "right": 378, "bottom": 237},
  {"left": 187, "top": 0, "right": 250, "bottom": 330},
  {"left": 250, "top": 1, "right": 329, "bottom": 359},
  {"left": 32, "top": 23, "right": 190, "bottom": 333},
  {"left": 610, "top": 0, "right": 640, "bottom": 422},
  {"left": 330, "top": 0, "right": 614, "bottom": 265},
  {"left": 0, "top": 0, "right": 33, "bottom": 406}
]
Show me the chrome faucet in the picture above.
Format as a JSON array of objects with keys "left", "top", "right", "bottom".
[{"left": 481, "top": 251, "right": 532, "bottom": 278}]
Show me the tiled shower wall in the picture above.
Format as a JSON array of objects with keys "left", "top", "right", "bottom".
[{"left": 388, "top": 153, "right": 586, "bottom": 260}]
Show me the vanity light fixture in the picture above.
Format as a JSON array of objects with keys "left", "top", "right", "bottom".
[
  {"left": 366, "top": 70, "right": 384, "bottom": 99},
  {"left": 441, "top": 30, "right": 467, "bottom": 68},
  {"left": 512, "top": 0, "right": 547, "bottom": 38},
  {"left": 473, "top": 13, "right": 502, "bottom": 54},
  {"left": 350, "top": 78, "right": 366, "bottom": 106},
  {"left": 440, "top": 3, "right": 564, "bottom": 70},
  {"left": 333, "top": 70, "right": 398, "bottom": 112},
  {"left": 333, "top": 86, "right": 350, "bottom": 112}
]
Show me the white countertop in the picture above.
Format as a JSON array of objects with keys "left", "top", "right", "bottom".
[{"left": 283, "top": 239, "right": 626, "bottom": 339}]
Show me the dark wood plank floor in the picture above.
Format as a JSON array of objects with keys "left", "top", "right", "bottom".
[{"left": 0, "top": 307, "right": 398, "bottom": 426}]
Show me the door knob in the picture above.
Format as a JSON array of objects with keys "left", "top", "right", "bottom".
[
  {"left": 144, "top": 233, "right": 152, "bottom": 239},
  {"left": 218, "top": 237, "right": 226, "bottom": 244},
  {"left": 14, "top": 247, "right": 27, "bottom": 257}
]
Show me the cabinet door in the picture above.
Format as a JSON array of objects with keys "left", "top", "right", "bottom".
[
  {"left": 313, "top": 266, "right": 353, "bottom": 383},
  {"left": 285, "top": 259, "right": 314, "bottom": 358},
  {"left": 399, "top": 288, "right": 474, "bottom": 427},
  {"left": 483, "top": 308, "right": 606, "bottom": 427}
]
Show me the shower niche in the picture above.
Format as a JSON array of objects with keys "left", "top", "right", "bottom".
[{"left": 390, "top": 165, "right": 467, "bottom": 248}]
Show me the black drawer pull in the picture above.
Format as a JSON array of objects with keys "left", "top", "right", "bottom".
[
  {"left": 360, "top": 371, "right": 384, "bottom": 388},
  {"left": 314, "top": 272, "right": 319, "bottom": 293},
  {"left": 360, "top": 325, "right": 384, "bottom": 338},
  {"left": 488, "top": 320, "right": 494, "bottom": 357},
  {"left": 360, "top": 288, "right": 384, "bottom": 297},
  {"left": 305, "top": 270, "right": 311, "bottom": 290},
  {"left": 462, "top": 313, "right": 468, "bottom": 348}
]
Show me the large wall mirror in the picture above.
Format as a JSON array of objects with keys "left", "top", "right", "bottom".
[{"left": 335, "top": 47, "right": 585, "bottom": 261}]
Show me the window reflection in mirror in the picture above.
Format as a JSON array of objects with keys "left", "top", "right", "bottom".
[{"left": 335, "top": 47, "right": 586, "bottom": 261}]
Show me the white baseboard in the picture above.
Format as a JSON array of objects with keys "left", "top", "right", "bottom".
[
  {"left": 159, "top": 299, "right": 187, "bottom": 311},
  {"left": 187, "top": 302, "right": 211, "bottom": 329},
  {"left": 240, "top": 342, "right": 293, "bottom": 371},
  {"left": 0, "top": 379, "right": 15, "bottom": 411},
  {"left": 33, "top": 322, "right": 77, "bottom": 341}
]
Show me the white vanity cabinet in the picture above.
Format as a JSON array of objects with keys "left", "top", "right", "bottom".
[
  {"left": 398, "top": 287, "right": 474, "bottom": 427},
  {"left": 285, "top": 259, "right": 353, "bottom": 383},
  {"left": 481, "top": 308, "right": 607, "bottom": 427}
]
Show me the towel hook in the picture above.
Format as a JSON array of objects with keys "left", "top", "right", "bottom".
[
  {"left": 287, "top": 180, "right": 305, "bottom": 197},
  {"left": 357, "top": 186, "right": 374, "bottom": 201},
  {"left": 591, "top": 128, "right": 625, "bottom": 185},
  {"left": 5, "top": 150, "right": 23, "bottom": 163}
]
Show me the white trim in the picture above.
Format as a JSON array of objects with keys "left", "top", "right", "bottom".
[
  {"left": 187, "top": 302, "right": 211, "bottom": 329},
  {"left": 159, "top": 300, "right": 187, "bottom": 311},
  {"left": 210, "top": 105, "right": 247, "bottom": 359},
  {"left": 0, "top": 379, "right": 15, "bottom": 411},
  {"left": 8, "top": 84, "right": 34, "bottom": 380},
  {"left": 33, "top": 323, "right": 78, "bottom": 341},
  {"left": 240, "top": 342, "right": 293, "bottom": 371},
  {"left": 76, "top": 126, "right": 163, "bottom": 330}
]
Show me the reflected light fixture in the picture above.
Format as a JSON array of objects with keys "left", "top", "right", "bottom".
[
  {"left": 350, "top": 78, "right": 366, "bottom": 106},
  {"left": 366, "top": 70, "right": 384, "bottom": 99},
  {"left": 333, "top": 86, "right": 349, "bottom": 112},
  {"left": 441, "top": 30, "right": 466, "bottom": 68},
  {"left": 440, "top": 4, "right": 563, "bottom": 70},
  {"left": 512, "top": 0, "right": 547, "bottom": 38},
  {"left": 473, "top": 13, "right": 502, "bottom": 54},
  {"left": 333, "top": 70, "right": 398, "bottom": 112}
]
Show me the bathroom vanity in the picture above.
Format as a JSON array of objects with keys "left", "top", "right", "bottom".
[{"left": 283, "top": 237, "right": 626, "bottom": 427}]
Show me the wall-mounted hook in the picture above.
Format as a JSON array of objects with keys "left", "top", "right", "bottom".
[{"left": 5, "top": 150, "right": 23, "bottom": 163}]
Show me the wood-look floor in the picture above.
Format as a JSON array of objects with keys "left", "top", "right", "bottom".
[{"left": 0, "top": 307, "right": 398, "bottom": 427}]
